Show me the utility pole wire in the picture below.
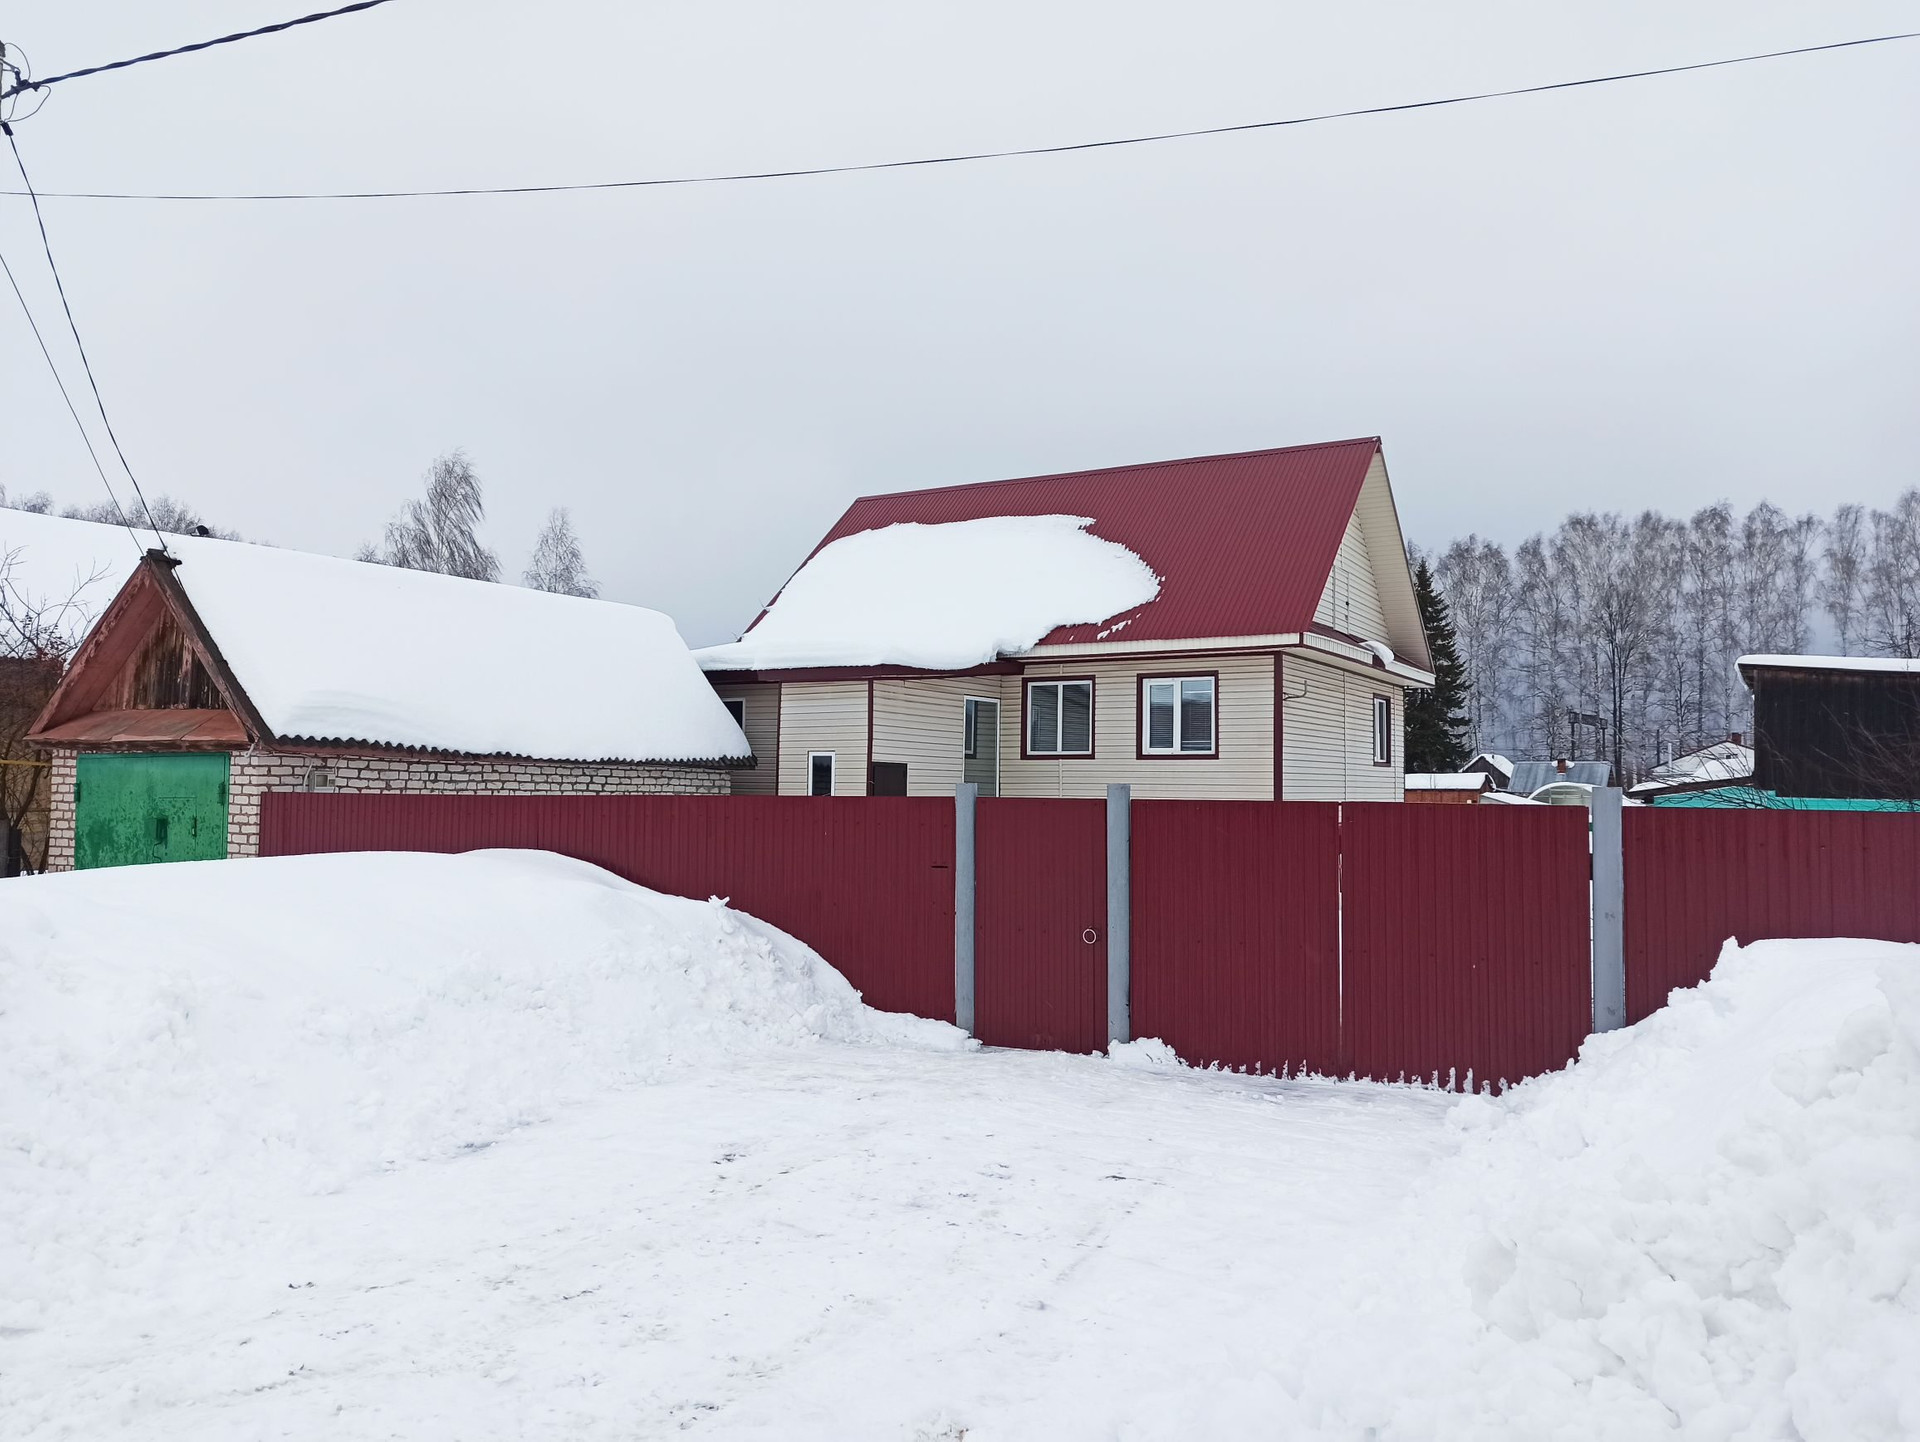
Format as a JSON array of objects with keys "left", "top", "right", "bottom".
[
  {"left": 3, "top": 122, "right": 166, "bottom": 551},
  {"left": 0, "top": 0, "right": 403, "bottom": 103},
  {"left": 0, "top": 28, "right": 1914, "bottom": 202},
  {"left": 0, "top": 239, "right": 145, "bottom": 556}
]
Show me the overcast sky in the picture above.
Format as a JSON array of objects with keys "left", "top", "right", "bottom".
[{"left": 2, "top": 2, "right": 1915, "bottom": 644}]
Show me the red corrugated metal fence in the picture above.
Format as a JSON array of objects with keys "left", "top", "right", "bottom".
[
  {"left": 1130, "top": 801, "right": 1340, "bottom": 1075},
  {"left": 259, "top": 793, "right": 957, "bottom": 1021},
  {"left": 974, "top": 798, "right": 1107, "bottom": 1052},
  {"left": 1624, "top": 808, "right": 1920, "bottom": 1023},
  {"left": 1339, "top": 803, "right": 1592, "bottom": 1086}
]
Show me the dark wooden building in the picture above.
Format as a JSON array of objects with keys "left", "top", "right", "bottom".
[{"left": 1739, "top": 655, "right": 1920, "bottom": 802}]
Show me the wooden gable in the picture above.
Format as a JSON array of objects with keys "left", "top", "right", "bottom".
[{"left": 30, "top": 556, "right": 258, "bottom": 750}]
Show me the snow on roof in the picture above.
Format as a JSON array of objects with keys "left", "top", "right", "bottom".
[
  {"left": 0, "top": 508, "right": 144, "bottom": 647},
  {"left": 1739, "top": 653, "right": 1920, "bottom": 677},
  {"left": 165, "top": 540, "right": 750, "bottom": 763},
  {"left": 696, "top": 515, "right": 1160, "bottom": 672},
  {"left": 1405, "top": 772, "right": 1491, "bottom": 791},
  {"left": 1628, "top": 740, "right": 1754, "bottom": 795},
  {"left": 1467, "top": 752, "right": 1513, "bottom": 779}
]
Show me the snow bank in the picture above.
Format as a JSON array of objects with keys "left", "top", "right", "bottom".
[
  {"left": 0, "top": 851, "right": 965, "bottom": 1329},
  {"left": 695, "top": 515, "right": 1160, "bottom": 671},
  {"left": 1319, "top": 937, "right": 1920, "bottom": 1439}
]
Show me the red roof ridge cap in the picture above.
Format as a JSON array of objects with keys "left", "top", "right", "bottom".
[{"left": 847, "top": 436, "right": 1382, "bottom": 507}]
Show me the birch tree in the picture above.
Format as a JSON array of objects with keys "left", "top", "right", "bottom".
[
  {"left": 364, "top": 450, "right": 500, "bottom": 581},
  {"left": 523, "top": 508, "right": 599, "bottom": 598}
]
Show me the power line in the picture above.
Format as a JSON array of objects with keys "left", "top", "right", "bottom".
[
  {"left": 2, "top": 122, "right": 165, "bottom": 550},
  {"left": 0, "top": 238, "right": 144, "bottom": 556},
  {"left": 3, "top": 29, "right": 1916, "bottom": 203},
  {"left": 0, "top": 0, "right": 403, "bottom": 103}
]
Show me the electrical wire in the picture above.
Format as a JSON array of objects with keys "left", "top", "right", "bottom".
[
  {"left": 1, "top": 29, "right": 1915, "bottom": 202},
  {"left": 0, "top": 237, "right": 144, "bottom": 556},
  {"left": 2, "top": 122, "right": 165, "bottom": 550},
  {"left": 0, "top": 0, "right": 402, "bottom": 103}
]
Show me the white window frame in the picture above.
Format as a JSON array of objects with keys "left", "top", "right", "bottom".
[
  {"left": 1372, "top": 694, "right": 1391, "bottom": 766},
  {"left": 807, "top": 751, "right": 835, "bottom": 796},
  {"left": 720, "top": 697, "right": 746, "bottom": 729},
  {"left": 1025, "top": 679, "right": 1094, "bottom": 757},
  {"left": 1139, "top": 674, "right": 1218, "bottom": 757}
]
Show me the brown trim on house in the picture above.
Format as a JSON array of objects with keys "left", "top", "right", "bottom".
[
  {"left": 702, "top": 661, "right": 1021, "bottom": 685},
  {"left": 1371, "top": 692, "right": 1393, "bottom": 767},
  {"left": 1273, "top": 655, "right": 1285, "bottom": 801},
  {"left": 1019, "top": 674, "right": 1097, "bottom": 760},
  {"left": 1133, "top": 670, "right": 1221, "bottom": 761}
]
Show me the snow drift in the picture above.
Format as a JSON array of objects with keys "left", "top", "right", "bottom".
[
  {"left": 1311, "top": 936, "right": 1920, "bottom": 1440},
  {"left": 0, "top": 851, "right": 964, "bottom": 1330},
  {"left": 695, "top": 515, "right": 1160, "bottom": 671}
]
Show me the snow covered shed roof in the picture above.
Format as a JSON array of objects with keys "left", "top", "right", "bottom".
[
  {"left": 1627, "top": 739, "right": 1754, "bottom": 796},
  {"left": 1739, "top": 654, "right": 1920, "bottom": 681},
  {"left": 1405, "top": 772, "right": 1493, "bottom": 792},
  {"left": 0, "top": 507, "right": 144, "bottom": 648},
  {"left": 698, "top": 438, "right": 1430, "bottom": 674},
  {"left": 33, "top": 539, "right": 751, "bottom": 766}
]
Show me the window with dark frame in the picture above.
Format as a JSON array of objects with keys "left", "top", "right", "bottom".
[
  {"left": 1140, "top": 675, "right": 1216, "bottom": 756},
  {"left": 1027, "top": 679, "right": 1093, "bottom": 756},
  {"left": 808, "top": 751, "right": 835, "bottom": 796},
  {"left": 1372, "top": 694, "right": 1391, "bottom": 766}
]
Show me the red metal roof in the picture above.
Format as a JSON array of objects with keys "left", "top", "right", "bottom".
[{"left": 790, "top": 438, "right": 1380, "bottom": 647}]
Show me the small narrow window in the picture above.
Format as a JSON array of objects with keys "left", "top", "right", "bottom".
[
  {"left": 1140, "top": 675, "right": 1216, "bottom": 756},
  {"left": 964, "top": 697, "right": 979, "bottom": 759},
  {"left": 1372, "top": 695, "right": 1391, "bottom": 766},
  {"left": 1026, "top": 680, "right": 1093, "bottom": 756},
  {"left": 721, "top": 697, "right": 746, "bottom": 729},
  {"left": 808, "top": 752, "right": 835, "bottom": 796}
]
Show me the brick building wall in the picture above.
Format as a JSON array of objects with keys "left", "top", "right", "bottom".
[{"left": 42, "top": 748, "right": 731, "bottom": 871}]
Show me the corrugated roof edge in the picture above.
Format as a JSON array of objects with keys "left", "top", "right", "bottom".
[
  {"left": 271, "top": 735, "right": 757, "bottom": 768},
  {"left": 843, "top": 436, "right": 1382, "bottom": 506}
]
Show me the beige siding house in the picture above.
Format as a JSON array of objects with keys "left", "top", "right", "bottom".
[{"left": 702, "top": 439, "right": 1432, "bottom": 801}]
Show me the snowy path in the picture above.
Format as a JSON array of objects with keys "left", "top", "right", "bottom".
[{"left": 9, "top": 1046, "right": 1453, "bottom": 1440}]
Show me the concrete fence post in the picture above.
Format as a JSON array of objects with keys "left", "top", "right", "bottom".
[
  {"left": 953, "top": 782, "right": 977, "bottom": 1036},
  {"left": 1588, "top": 785, "right": 1626, "bottom": 1033},
  {"left": 1107, "top": 783, "right": 1131, "bottom": 1046}
]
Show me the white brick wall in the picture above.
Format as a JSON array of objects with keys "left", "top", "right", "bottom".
[{"left": 43, "top": 747, "right": 731, "bottom": 869}]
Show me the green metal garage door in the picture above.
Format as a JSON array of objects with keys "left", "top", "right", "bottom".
[{"left": 75, "top": 753, "right": 231, "bottom": 870}]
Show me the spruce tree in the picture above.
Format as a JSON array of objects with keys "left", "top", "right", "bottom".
[{"left": 1405, "top": 558, "right": 1472, "bottom": 772}]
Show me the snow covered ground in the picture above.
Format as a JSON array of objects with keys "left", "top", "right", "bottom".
[{"left": 3, "top": 853, "right": 1915, "bottom": 1440}]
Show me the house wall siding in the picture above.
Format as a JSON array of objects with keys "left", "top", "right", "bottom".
[
  {"left": 713, "top": 682, "right": 781, "bottom": 795},
  {"left": 40, "top": 747, "right": 729, "bottom": 869},
  {"left": 1280, "top": 653, "right": 1405, "bottom": 801},
  {"left": 872, "top": 676, "right": 984, "bottom": 797},
  {"left": 1313, "top": 507, "right": 1388, "bottom": 643},
  {"left": 776, "top": 681, "right": 869, "bottom": 795},
  {"left": 999, "top": 654, "right": 1277, "bottom": 799}
]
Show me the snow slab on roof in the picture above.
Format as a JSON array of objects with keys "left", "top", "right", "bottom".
[
  {"left": 0, "top": 508, "right": 144, "bottom": 647},
  {"left": 695, "top": 515, "right": 1160, "bottom": 671},
  {"left": 1740, "top": 653, "right": 1920, "bottom": 676},
  {"left": 1630, "top": 739, "right": 1753, "bottom": 794},
  {"left": 162, "top": 540, "right": 749, "bottom": 762},
  {"left": 1405, "top": 772, "right": 1489, "bottom": 790}
]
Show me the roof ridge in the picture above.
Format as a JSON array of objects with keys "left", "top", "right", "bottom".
[{"left": 848, "top": 436, "right": 1381, "bottom": 507}]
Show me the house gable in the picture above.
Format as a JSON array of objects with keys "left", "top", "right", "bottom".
[
  {"left": 1310, "top": 449, "right": 1430, "bottom": 671},
  {"left": 30, "top": 557, "right": 261, "bottom": 749}
]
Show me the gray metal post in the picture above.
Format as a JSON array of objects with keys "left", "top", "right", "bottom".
[
  {"left": 953, "top": 783, "right": 977, "bottom": 1036},
  {"left": 1588, "top": 785, "right": 1626, "bottom": 1033},
  {"left": 1106, "top": 783, "right": 1131, "bottom": 1046}
]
